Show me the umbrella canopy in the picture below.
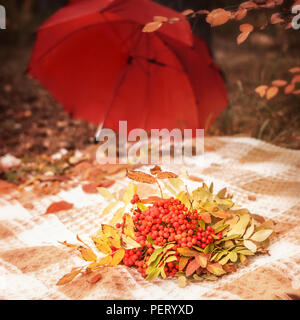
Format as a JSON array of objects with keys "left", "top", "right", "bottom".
[{"left": 28, "top": 0, "right": 228, "bottom": 133}]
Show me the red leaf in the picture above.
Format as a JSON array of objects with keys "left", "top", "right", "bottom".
[
  {"left": 45, "top": 201, "right": 73, "bottom": 214},
  {"left": 185, "top": 258, "right": 201, "bottom": 277}
]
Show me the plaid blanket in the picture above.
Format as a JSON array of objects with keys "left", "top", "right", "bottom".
[{"left": 0, "top": 137, "right": 300, "bottom": 300}]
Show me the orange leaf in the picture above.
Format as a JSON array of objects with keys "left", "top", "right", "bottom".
[
  {"left": 284, "top": 83, "right": 295, "bottom": 94},
  {"left": 206, "top": 8, "right": 232, "bottom": 27},
  {"left": 150, "top": 165, "right": 162, "bottom": 175},
  {"left": 272, "top": 80, "right": 288, "bottom": 87},
  {"left": 185, "top": 258, "right": 201, "bottom": 277},
  {"left": 270, "top": 13, "right": 284, "bottom": 24},
  {"left": 211, "top": 210, "right": 232, "bottom": 219},
  {"left": 234, "top": 8, "right": 247, "bottom": 21},
  {"left": 87, "top": 272, "right": 102, "bottom": 284},
  {"left": 255, "top": 85, "right": 268, "bottom": 98},
  {"left": 239, "top": 1, "right": 258, "bottom": 9},
  {"left": 197, "top": 10, "right": 209, "bottom": 15},
  {"left": 179, "top": 256, "right": 190, "bottom": 271},
  {"left": 199, "top": 212, "right": 211, "bottom": 224},
  {"left": 156, "top": 171, "right": 178, "bottom": 179},
  {"left": 291, "top": 74, "right": 300, "bottom": 84},
  {"left": 289, "top": 67, "right": 300, "bottom": 74},
  {"left": 142, "top": 21, "right": 163, "bottom": 33},
  {"left": 45, "top": 201, "right": 73, "bottom": 214},
  {"left": 266, "top": 86, "right": 279, "bottom": 100},
  {"left": 56, "top": 267, "right": 83, "bottom": 286},
  {"left": 237, "top": 31, "right": 250, "bottom": 45},
  {"left": 188, "top": 175, "right": 204, "bottom": 182},
  {"left": 82, "top": 180, "right": 115, "bottom": 194},
  {"left": 126, "top": 170, "right": 156, "bottom": 184},
  {"left": 240, "top": 23, "right": 254, "bottom": 33},
  {"left": 153, "top": 16, "right": 168, "bottom": 22},
  {"left": 182, "top": 9, "right": 194, "bottom": 16},
  {"left": 293, "top": 89, "right": 300, "bottom": 95},
  {"left": 223, "top": 263, "right": 237, "bottom": 273}
]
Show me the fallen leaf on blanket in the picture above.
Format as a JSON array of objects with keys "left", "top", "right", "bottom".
[
  {"left": 87, "top": 272, "right": 102, "bottom": 284},
  {"left": 248, "top": 195, "right": 256, "bottom": 201},
  {"left": 56, "top": 267, "right": 83, "bottom": 286},
  {"left": 45, "top": 201, "right": 74, "bottom": 214},
  {"left": 188, "top": 175, "right": 204, "bottom": 182},
  {"left": 82, "top": 180, "right": 115, "bottom": 193},
  {"left": 0, "top": 180, "right": 16, "bottom": 194}
]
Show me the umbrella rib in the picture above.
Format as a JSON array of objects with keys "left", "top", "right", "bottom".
[{"left": 28, "top": 20, "right": 136, "bottom": 70}]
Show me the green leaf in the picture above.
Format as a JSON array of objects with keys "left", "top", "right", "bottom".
[
  {"left": 199, "top": 219, "right": 205, "bottom": 230},
  {"left": 97, "top": 187, "right": 115, "bottom": 200},
  {"left": 214, "top": 224, "right": 229, "bottom": 234},
  {"left": 145, "top": 267, "right": 161, "bottom": 281},
  {"left": 219, "top": 253, "right": 231, "bottom": 265},
  {"left": 237, "top": 249, "right": 255, "bottom": 256},
  {"left": 250, "top": 229, "right": 273, "bottom": 242},
  {"left": 148, "top": 248, "right": 163, "bottom": 265},
  {"left": 165, "top": 256, "right": 177, "bottom": 263}
]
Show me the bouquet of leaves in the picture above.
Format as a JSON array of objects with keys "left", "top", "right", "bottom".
[{"left": 57, "top": 166, "right": 275, "bottom": 287}]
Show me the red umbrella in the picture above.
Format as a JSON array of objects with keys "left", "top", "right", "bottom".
[{"left": 28, "top": 0, "right": 228, "bottom": 134}]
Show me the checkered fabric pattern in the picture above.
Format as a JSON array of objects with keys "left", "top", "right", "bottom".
[{"left": 0, "top": 137, "right": 300, "bottom": 300}]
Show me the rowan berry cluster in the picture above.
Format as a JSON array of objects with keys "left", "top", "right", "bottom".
[{"left": 121, "top": 196, "right": 223, "bottom": 278}]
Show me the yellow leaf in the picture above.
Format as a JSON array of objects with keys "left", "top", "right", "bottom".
[
  {"left": 97, "top": 187, "right": 115, "bottom": 200},
  {"left": 123, "top": 181, "right": 137, "bottom": 205},
  {"left": 98, "top": 255, "right": 113, "bottom": 266},
  {"left": 109, "top": 207, "right": 125, "bottom": 226},
  {"left": 101, "top": 201, "right": 118, "bottom": 217},
  {"left": 121, "top": 234, "right": 141, "bottom": 249},
  {"left": 79, "top": 247, "right": 97, "bottom": 261},
  {"left": 110, "top": 248, "right": 125, "bottom": 266},
  {"left": 92, "top": 236, "right": 112, "bottom": 255},
  {"left": 207, "top": 263, "right": 226, "bottom": 276},
  {"left": 102, "top": 225, "right": 121, "bottom": 248},
  {"left": 227, "top": 213, "right": 250, "bottom": 237},
  {"left": 124, "top": 213, "right": 136, "bottom": 240},
  {"left": 250, "top": 229, "right": 273, "bottom": 242}
]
